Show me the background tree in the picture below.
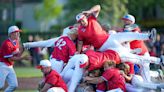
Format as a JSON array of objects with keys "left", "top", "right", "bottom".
[
  {"left": 59, "top": 0, "right": 128, "bottom": 28},
  {"left": 35, "top": 0, "right": 63, "bottom": 31}
]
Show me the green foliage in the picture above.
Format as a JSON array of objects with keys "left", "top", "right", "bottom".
[
  {"left": 61, "top": 0, "right": 128, "bottom": 27},
  {"left": 35, "top": 0, "right": 63, "bottom": 23},
  {"left": 128, "top": 0, "right": 164, "bottom": 20}
]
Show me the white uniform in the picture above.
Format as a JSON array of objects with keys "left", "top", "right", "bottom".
[{"left": 126, "top": 75, "right": 164, "bottom": 92}]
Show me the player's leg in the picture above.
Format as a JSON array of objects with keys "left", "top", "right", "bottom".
[
  {"left": 126, "top": 83, "right": 144, "bottom": 92},
  {"left": 60, "top": 55, "right": 78, "bottom": 77},
  {"left": 132, "top": 75, "right": 161, "bottom": 90},
  {"left": 5, "top": 67, "right": 18, "bottom": 92},
  {"left": 111, "top": 28, "right": 156, "bottom": 43},
  {"left": 0, "top": 65, "right": 9, "bottom": 89},
  {"left": 50, "top": 58, "right": 64, "bottom": 73},
  {"left": 68, "top": 60, "right": 84, "bottom": 92},
  {"left": 62, "top": 68, "right": 74, "bottom": 84},
  {"left": 117, "top": 48, "right": 161, "bottom": 64},
  {"left": 139, "top": 52, "right": 151, "bottom": 82},
  {"left": 99, "top": 29, "right": 156, "bottom": 52}
]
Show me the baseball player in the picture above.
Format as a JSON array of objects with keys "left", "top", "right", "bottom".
[
  {"left": 121, "top": 14, "right": 156, "bottom": 82},
  {"left": 36, "top": 60, "right": 68, "bottom": 92},
  {"left": 23, "top": 25, "right": 78, "bottom": 49},
  {"left": 118, "top": 63, "right": 164, "bottom": 92},
  {"left": 84, "top": 60, "right": 125, "bottom": 92},
  {"left": 0, "top": 26, "right": 31, "bottom": 92},
  {"left": 76, "top": 5, "right": 156, "bottom": 54},
  {"left": 60, "top": 48, "right": 163, "bottom": 92},
  {"left": 24, "top": 26, "right": 78, "bottom": 73},
  {"left": 49, "top": 26, "right": 77, "bottom": 73}
]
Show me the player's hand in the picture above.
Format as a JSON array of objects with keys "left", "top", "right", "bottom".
[
  {"left": 120, "top": 70, "right": 125, "bottom": 75},
  {"left": 83, "top": 76, "right": 92, "bottom": 81},
  {"left": 38, "top": 80, "right": 45, "bottom": 91},
  {"left": 22, "top": 55, "right": 32, "bottom": 61}
]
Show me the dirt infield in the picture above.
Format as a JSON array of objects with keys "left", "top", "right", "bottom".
[
  {"left": 3, "top": 77, "right": 41, "bottom": 90},
  {"left": 17, "top": 77, "right": 42, "bottom": 90}
]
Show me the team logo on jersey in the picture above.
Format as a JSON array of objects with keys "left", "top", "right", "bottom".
[{"left": 81, "top": 28, "right": 86, "bottom": 32}]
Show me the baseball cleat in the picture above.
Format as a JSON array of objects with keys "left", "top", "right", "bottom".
[{"left": 149, "top": 28, "right": 157, "bottom": 43}]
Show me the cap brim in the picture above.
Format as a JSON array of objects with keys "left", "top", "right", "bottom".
[
  {"left": 121, "top": 18, "right": 133, "bottom": 23},
  {"left": 36, "top": 65, "right": 43, "bottom": 69},
  {"left": 80, "top": 62, "right": 87, "bottom": 68},
  {"left": 15, "top": 30, "right": 22, "bottom": 32}
]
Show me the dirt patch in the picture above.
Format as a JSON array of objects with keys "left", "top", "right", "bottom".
[
  {"left": 3, "top": 77, "right": 42, "bottom": 90},
  {"left": 17, "top": 77, "right": 42, "bottom": 90}
]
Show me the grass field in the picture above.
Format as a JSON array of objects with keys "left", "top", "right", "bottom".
[{"left": 15, "top": 67, "right": 42, "bottom": 78}]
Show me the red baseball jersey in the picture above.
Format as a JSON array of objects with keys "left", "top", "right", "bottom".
[
  {"left": 85, "top": 50, "right": 120, "bottom": 71},
  {"left": 51, "top": 36, "right": 76, "bottom": 63},
  {"left": 78, "top": 15, "right": 109, "bottom": 49},
  {"left": 44, "top": 70, "right": 68, "bottom": 92},
  {"left": 0, "top": 39, "right": 20, "bottom": 66},
  {"left": 100, "top": 68, "right": 126, "bottom": 92},
  {"left": 126, "top": 24, "right": 148, "bottom": 55},
  {"left": 96, "top": 82, "right": 106, "bottom": 91}
]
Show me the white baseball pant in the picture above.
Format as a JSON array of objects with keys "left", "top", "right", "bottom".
[
  {"left": 60, "top": 54, "right": 84, "bottom": 92},
  {"left": 98, "top": 32, "right": 150, "bottom": 52},
  {"left": 97, "top": 32, "right": 161, "bottom": 65},
  {"left": 131, "top": 75, "right": 163, "bottom": 90},
  {"left": 0, "top": 62, "right": 18, "bottom": 92},
  {"left": 49, "top": 57, "right": 64, "bottom": 73}
]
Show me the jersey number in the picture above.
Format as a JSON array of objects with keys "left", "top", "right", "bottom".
[{"left": 55, "top": 38, "right": 66, "bottom": 50}]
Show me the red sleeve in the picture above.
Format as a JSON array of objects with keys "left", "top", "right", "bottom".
[
  {"left": 46, "top": 75, "right": 58, "bottom": 86},
  {"left": 1, "top": 42, "right": 13, "bottom": 58}
]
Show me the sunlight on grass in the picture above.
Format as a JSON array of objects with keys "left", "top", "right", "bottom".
[{"left": 15, "top": 67, "right": 42, "bottom": 78}]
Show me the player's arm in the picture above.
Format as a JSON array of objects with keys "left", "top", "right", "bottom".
[
  {"left": 82, "top": 5, "right": 101, "bottom": 18},
  {"left": 8, "top": 55, "right": 30, "bottom": 61},
  {"left": 19, "top": 43, "right": 24, "bottom": 55},
  {"left": 3, "top": 43, "right": 31, "bottom": 61},
  {"left": 84, "top": 76, "right": 104, "bottom": 84},
  {"left": 124, "top": 74, "right": 133, "bottom": 82},
  {"left": 77, "top": 40, "right": 83, "bottom": 54},
  {"left": 40, "top": 83, "right": 51, "bottom": 92},
  {"left": 23, "top": 37, "right": 59, "bottom": 49}
]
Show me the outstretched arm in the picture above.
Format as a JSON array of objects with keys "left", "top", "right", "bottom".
[
  {"left": 82, "top": 5, "right": 101, "bottom": 18},
  {"left": 23, "top": 37, "right": 59, "bottom": 49}
]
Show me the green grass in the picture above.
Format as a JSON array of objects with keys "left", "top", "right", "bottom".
[{"left": 15, "top": 67, "right": 42, "bottom": 78}]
